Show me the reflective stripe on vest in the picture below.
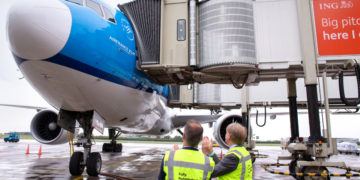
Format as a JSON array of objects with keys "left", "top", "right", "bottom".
[
  {"left": 164, "top": 151, "right": 213, "bottom": 180},
  {"left": 231, "top": 150, "right": 251, "bottom": 180},
  {"left": 218, "top": 147, "right": 252, "bottom": 180}
]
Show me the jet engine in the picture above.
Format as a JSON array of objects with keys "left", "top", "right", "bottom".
[
  {"left": 213, "top": 114, "right": 249, "bottom": 149},
  {"left": 30, "top": 110, "right": 69, "bottom": 144}
]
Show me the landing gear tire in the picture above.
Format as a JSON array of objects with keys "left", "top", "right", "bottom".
[
  {"left": 102, "top": 143, "right": 122, "bottom": 152},
  {"left": 300, "top": 166, "right": 330, "bottom": 180},
  {"left": 102, "top": 143, "right": 112, "bottom": 152},
  {"left": 114, "top": 143, "right": 122, "bottom": 152},
  {"left": 86, "top": 152, "right": 102, "bottom": 176},
  {"left": 69, "top": 152, "right": 85, "bottom": 176}
]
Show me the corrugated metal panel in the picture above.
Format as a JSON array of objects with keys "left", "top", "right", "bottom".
[
  {"left": 199, "top": 0, "right": 256, "bottom": 68},
  {"left": 168, "top": 85, "right": 180, "bottom": 102},
  {"left": 118, "top": 0, "right": 161, "bottom": 64},
  {"left": 254, "top": 0, "right": 302, "bottom": 68},
  {"left": 196, "top": 84, "right": 242, "bottom": 104}
]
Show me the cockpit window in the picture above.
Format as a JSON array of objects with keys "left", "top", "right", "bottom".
[
  {"left": 86, "top": 0, "right": 103, "bottom": 17},
  {"left": 103, "top": 7, "right": 116, "bottom": 23},
  {"left": 65, "top": 0, "right": 83, "bottom": 5}
]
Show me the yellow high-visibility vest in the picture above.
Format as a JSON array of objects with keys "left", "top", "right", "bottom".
[
  {"left": 218, "top": 146, "right": 253, "bottom": 180},
  {"left": 163, "top": 149, "right": 215, "bottom": 180}
]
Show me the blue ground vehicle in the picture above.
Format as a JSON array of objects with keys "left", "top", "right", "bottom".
[{"left": 4, "top": 132, "right": 20, "bottom": 143}]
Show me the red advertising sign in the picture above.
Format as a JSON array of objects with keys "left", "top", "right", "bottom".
[{"left": 313, "top": 0, "right": 360, "bottom": 56}]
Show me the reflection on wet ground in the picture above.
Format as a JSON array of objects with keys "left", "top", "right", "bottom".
[{"left": 0, "top": 140, "right": 359, "bottom": 179}]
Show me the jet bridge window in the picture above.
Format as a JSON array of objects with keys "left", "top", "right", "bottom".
[
  {"left": 86, "top": 0, "right": 104, "bottom": 17},
  {"left": 65, "top": 0, "right": 83, "bottom": 5},
  {"left": 103, "top": 7, "right": 116, "bottom": 23}
]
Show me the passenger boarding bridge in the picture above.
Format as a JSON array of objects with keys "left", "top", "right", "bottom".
[
  {"left": 120, "top": 0, "right": 360, "bottom": 178},
  {"left": 119, "top": 0, "right": 359, "bottom": 109}
]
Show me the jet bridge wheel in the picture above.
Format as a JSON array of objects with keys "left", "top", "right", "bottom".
[
  {"left": 289, "top": 159, "right": 301, "bottom": 179},
  {"left": 250, "top": 153, "right": 256, "bottom": 163},
  {"left": 69, "top": 152, "right": 85, "bottom": 176},
  {"left": 86, "top": 152, "right": 102, "bottom": 176}
]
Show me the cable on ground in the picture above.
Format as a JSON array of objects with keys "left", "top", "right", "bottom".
[
  {"left": 100, "top": 172, "right": 136, "bottom": 180},
  {"left": 262, "top": 163, "right": 360, "bottom": 178}
]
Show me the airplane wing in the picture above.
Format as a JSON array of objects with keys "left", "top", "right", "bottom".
[
  {"left": 171, "top": 114, "right": 221, "bottom": 129},
  {"left": 0, "top": 104, "right": 48, "bottom": 112},
  {"left": 171, "top": 111, "right": 285, "bottom": 129}
]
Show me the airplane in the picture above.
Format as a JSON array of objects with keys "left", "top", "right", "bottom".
[{"left": 6, "top": 0, "right": 248, "bottom": 176}]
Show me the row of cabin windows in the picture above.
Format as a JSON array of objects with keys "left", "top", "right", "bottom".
[{"left": 65, "top": 0, "right": 116, "bottom": 23}]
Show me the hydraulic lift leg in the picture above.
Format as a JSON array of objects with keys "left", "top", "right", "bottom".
[
  {"left": 296, "top": 0, "right": 324, "bottom": 143},
  {"left": 306, "top": 85, "right": 323, "bottom": 142},
  {"left": 242, "top": 112, "right": 249, "bottom": 142},
  {"left": 287, "top": 78, "right": 299, "bottom": 143}
]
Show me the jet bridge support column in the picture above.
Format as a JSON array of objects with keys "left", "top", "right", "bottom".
[
  {"left": 241, "top": 86, "right": 249, "bottom": 143},
  {"left": 296, "top": 0, "right": 323, "bottom": 143},
  {"left": 287, "top": 78, "right": 299, "bottom": 143},
  {"left": 242, "top": 86, "right": 256, "bottom": 163}
]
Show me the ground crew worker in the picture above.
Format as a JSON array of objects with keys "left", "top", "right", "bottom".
[
  {"left": 202, "top": 123, "right": 253, "bottom": 180},
  {"left": 158, "top": 120, "right": 215, "bottom": 180}
]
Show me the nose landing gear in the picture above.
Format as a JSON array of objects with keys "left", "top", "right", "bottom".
[{"left": 68, "top": 111, "right": 103, "bottom": 177}]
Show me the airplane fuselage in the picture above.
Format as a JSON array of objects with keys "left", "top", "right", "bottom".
[{"left": 8, "top": 0, "right": 172, "bottom": 134}]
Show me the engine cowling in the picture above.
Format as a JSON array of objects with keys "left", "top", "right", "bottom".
[
  {"left": 213, "top": 114, "right": 249, "bottom": 149},
  {"left": 30, "top": 110, "right": 68, "bottom": 144}
]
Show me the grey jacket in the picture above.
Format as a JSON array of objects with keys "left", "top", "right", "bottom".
[{"left": 210, "top": 153, "right": 239, "bottom": 177}]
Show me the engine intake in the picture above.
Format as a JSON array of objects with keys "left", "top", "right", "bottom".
[
  {"left": 30, "top": 110, "right": 68, "bottom": 144},
  {"left": 213, "top": 114, "right": 247, "bottom": 149}
]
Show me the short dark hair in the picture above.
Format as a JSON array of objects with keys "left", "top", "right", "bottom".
[
  {"left": 226, "top": 123, "right": 247, "bottom": 145},
  {"left": 184, "top": 120, "right": 203, "bottom": 147}
]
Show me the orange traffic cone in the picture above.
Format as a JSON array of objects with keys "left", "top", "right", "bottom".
[
  {"left": 38, "top": 145, "right": 42, "bottom": 156},
  {"left": 25, "top": 144, "right": 30, "bottom": 154},
  {"left": 220, "top": 149, "right": 223, "bottom": 160}
]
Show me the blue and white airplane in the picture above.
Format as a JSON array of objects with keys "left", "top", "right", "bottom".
[{"left": 6, "top": 0, "right": 242, "bottom": 177}]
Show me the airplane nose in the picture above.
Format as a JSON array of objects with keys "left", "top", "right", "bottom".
[{"left": 7, "top": 0, "right": 72, "bottom": 60}]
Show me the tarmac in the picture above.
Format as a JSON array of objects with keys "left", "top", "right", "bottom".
[{"left": 0, "top": 140, "right": 359, "bottom": 179}]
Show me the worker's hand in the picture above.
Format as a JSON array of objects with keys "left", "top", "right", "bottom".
[
  {"left": 172, "top": 144, "right": 179, "bottom": 151},
  {"left": 201, "top": 136, "right": 213, "bottom": 155}
]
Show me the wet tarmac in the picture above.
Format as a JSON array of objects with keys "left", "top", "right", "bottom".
[{"left": 0, "top": 140, "right": 359, "bottom": 179}]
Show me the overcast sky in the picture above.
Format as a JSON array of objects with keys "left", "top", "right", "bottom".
[{"left": 0, "top": 0, "right": 359, "bottom": 141}]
